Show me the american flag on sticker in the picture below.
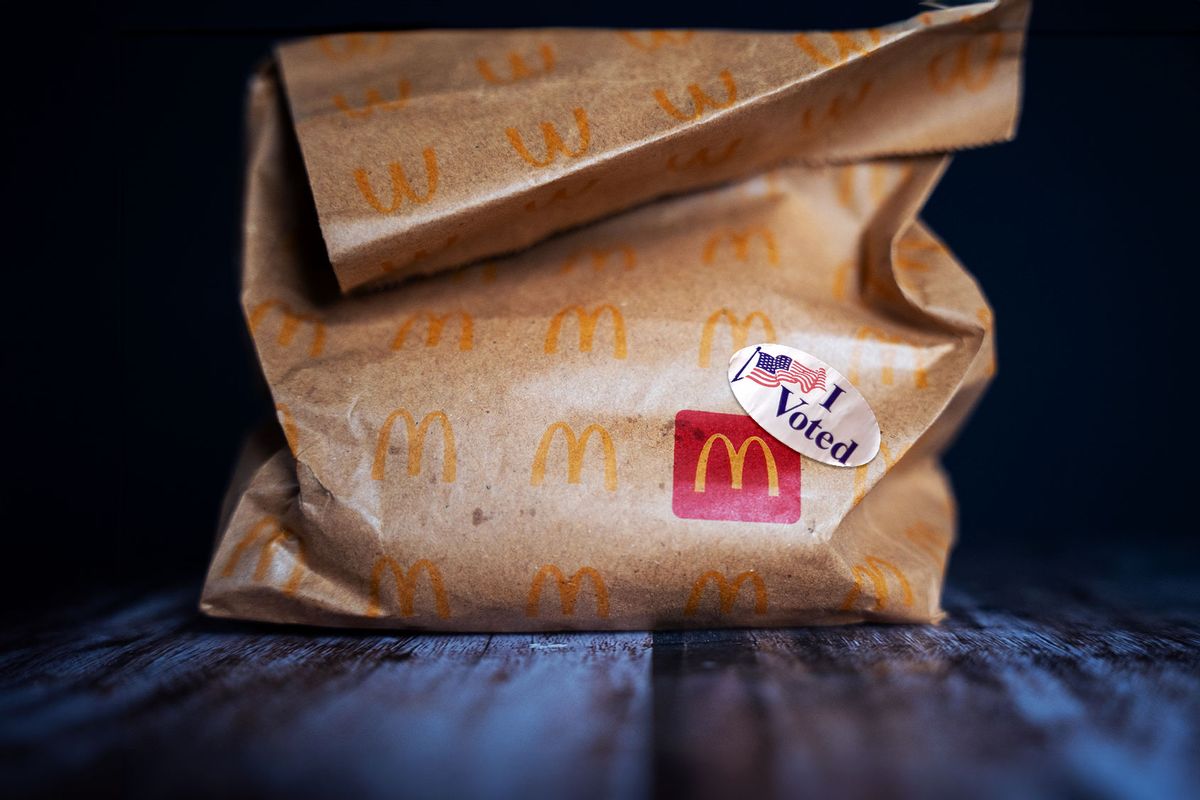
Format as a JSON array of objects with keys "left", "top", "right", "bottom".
[{"left": 745, "top": 351, "right": 827, "bottom": 391}]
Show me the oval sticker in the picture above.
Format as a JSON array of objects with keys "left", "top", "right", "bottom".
[{"left": 727, "top": 343, "right": 880, "bottom": 468}]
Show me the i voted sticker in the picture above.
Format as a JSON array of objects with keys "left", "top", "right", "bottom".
[{"left": 728, "top": 343, "right": 880, "bottom": 468}]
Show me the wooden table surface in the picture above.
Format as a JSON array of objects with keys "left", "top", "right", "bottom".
[{"left": 3, "top": 544, "right": 1197, "bottom": 800}]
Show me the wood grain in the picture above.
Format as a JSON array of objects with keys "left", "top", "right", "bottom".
[{"left": 1, "top": 546, "right": 1197, "bottom": 799}]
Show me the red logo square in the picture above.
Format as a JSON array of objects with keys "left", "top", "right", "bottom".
[{"left": 672, "top": 410, "right": 802, "bottom": 523}]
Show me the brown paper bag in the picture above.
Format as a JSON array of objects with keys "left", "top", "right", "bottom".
[{"left": 200, "top": 0, "right": 1028, "bottom": 630}]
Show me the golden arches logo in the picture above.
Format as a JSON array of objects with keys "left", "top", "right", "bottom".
[
  {"left": 840, "top": 556, "right": 912, "bottom": 612},
  {"left": 793, "top": 29, "right": 882, "bottom": 67},
  {"left": 317, "top": 33, "right": 391, "bottom": 61},
  {"left": 559, "top": 245, "right": 636, "bottom": 274},
  {"left": 367, "top": 557, "right": 451, "bottom": 618},
  {"left": 372, "top": 409, "right": 456, "bottom": 483},
  {"left": 248, "top": 299, "right": 327, "bottom": 357},
  {"left": 544, "top": 305, "right": 627, "bottom": 359},
  {"left": 832, "top": 260, "right": 854, "bottom": 301},
  {"left": 666, "top": 138, "right": 742, "bottom": 171},
  {"left": 477, "top": 43, "right": 555, "bottom": 84},
  {"left": 506, "top": 108, "right": 590, "bottom": 168},
  {"left": 852, "top": 440, "right": 905, "bottom": 507},
  {"left": 221, "top": 517, "right": 306, "bottom": 596},
  {"left": 895, "top": 236, "right": 948, "bottom": 273},
  {"left": 905, "top": 521, "right": 948, "bottom": 566},
  {"left": 654, "top": 70, "right": 737, "bottom": 122},
  {"left": 531, "top": 422, "right": 617, "bottom": 492},
  {"left": 702, "top": 227, "right": 779, "bottom": 267},
  {"left": 684, "top": 571, "right": 768, "bottom": 616},
  {"left": 801, "top": 80, "right": 873, "bottom": 132},
  {"left": 859, "top": 238, "right": 907, "bottom": 304},
  {"left": 698, "top": 308, "right": 775, "bottom": 368},
  {"left": 381, "top": 235, "right": 460, "bottom": 275},
  {"left": 618, "top": 29, "right": 695, "bottom": 50},
  {"left": 835, "top": 165, "right": 867, "bottom": 212},
  {"left": 391, "top": 311, "right": 474, "bottom": 351},
  {"left": 695, "top": 434, "right": 779, "bottom": 497},
  {"left": 333, "top": 80, "right": 411, "bottom": 119},
  {"left": 354, "top": 148, "right": 439, "bottom": 213},
  {"left": 526, "top": 565, "right": 610, "bottom": 617},
  {"left": 848, "top": 326, "right": 929, "bottom": 388},
  {"left": 835, "top": 162, "right": 914, "bottom": 215},
  {"left": 928, "top": 32, "right": 1004, "bottom": 93}
]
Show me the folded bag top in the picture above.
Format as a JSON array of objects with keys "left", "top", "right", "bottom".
[
  {"left": 201, "top": 0, "right": 1028, "bottom": 631},
  {"left": 275, "top": 1, "right": 1029, "bottom": 292}
]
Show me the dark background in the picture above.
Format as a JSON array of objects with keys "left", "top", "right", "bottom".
[{"left": 3, "top": 0, "right": 1198, "bottom": 610}]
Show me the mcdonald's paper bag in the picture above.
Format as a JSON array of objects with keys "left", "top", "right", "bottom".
[{"left": 200, "top": 0, "right": 1028, "bottom": 630}]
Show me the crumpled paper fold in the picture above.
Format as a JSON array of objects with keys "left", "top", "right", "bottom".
[{"left": 200, "top": 0, "right": 1027, "bottom": 630}]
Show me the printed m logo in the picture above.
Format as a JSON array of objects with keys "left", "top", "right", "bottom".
[
  {"left": 697, "top": 308, "right": 775, "bottom": 368},
  {"left": 905, "top": 521, "right": 948, "bottom": 566},
  {"left": 852, "top": 440, "right": 905, "bottom": 507},
  {"left": 372, "top": 409, "right": 457, "bottom": 483},
  {"left": 800, "top": 80, "right": 873, "bottom": 132},
  {"left": 506, "top": 108, "right": 590, "bottom": 168},
  {"left": 545, "top": 304, "right": 627, "bottom": 359},
  {"left": 684, "top": 570, "right": 768, "bottom": 616},
  {"left": 221, "top": 517, "right": 306, "bottom": 596},
  {"left": 673, "top": 410, "right": 800, "bottom": 523},
  {"left": 526, "top": 565, "right": 610, "bottom": 618},
  {"left": 333, "top": 80, "right": 411, "bottom": 119},
  {"left": 618, "top": 30, "right": 695, "bottom": 50},
  {"left": 477, "top": 43, "right": 556, "bottom": 84},
  {"left": 354, "top": 148, "right": 439, "bottom": 213},
  {"left": 392, "top": 311, "right": 474, "bottom": 351},
  {"left": 839, "top": 556, "right": 912, "bottom": 613},
  {"left": 702, "top": 227, "right": 779, "bottom": 266},
  {"left": 928, "top": 32, "right": 1004, "bottom": 93},
  {"left": 367, "top": 557, "right": 451, "bottom": 618},
  {"left": 531, "top": 422, "right": 618, "bottom": 492},
  {"left": 654, "top": 70, "right": 737, "bottom": 122},
  {"left": 834, "top": 162, "right": 913, "bottom": 215},
  {"left": 559, "top": 245, "right": 636, "bottom": 274},
  {"left": 248, "top": 299, "right": 327, "bottom": 357},
  {"left": 317, "top": 33, "right": 391, "bottom": 61},
  {"left": 848, "top": 326, "right": 929, "bottom": 388},
  {"left": 695, "top": 434, "right": 779, "bottom": 497},
  {"left": 793, "top": 29, "right": 882, "bottom": 67},
  {"left": 895, "top": 235, "right": 948, "bottom": 273}
]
